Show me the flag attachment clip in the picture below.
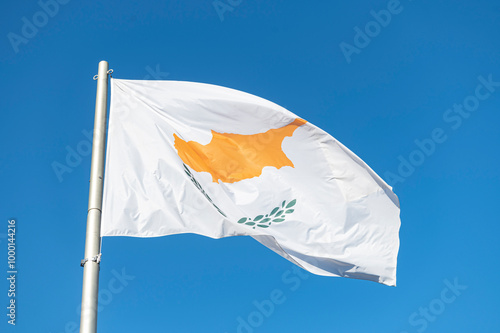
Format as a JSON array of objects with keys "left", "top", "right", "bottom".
[
  {"left": 80, "top": 253, "right": 102, "bottom": 267},
  {"left": 93, "top": 69, "right": 113, "bottom": 80}
]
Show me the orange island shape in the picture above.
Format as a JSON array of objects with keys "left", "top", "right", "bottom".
[{"left": 173, "top": 118, "right": 307, "bottom": 183}]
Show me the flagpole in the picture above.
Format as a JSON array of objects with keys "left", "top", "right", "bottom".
[{"left": 79, "top": 60, "right": 110, "bottom": 333}]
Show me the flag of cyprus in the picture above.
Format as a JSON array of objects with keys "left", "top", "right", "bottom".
[{"left": 101, "top": 78, "right": 401, "bottom": 286}]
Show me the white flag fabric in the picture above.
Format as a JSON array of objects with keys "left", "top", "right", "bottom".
[{"left": 101, "top": 78, "right": 401, "bottom": 286}]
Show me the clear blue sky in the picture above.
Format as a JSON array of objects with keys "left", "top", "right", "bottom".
[{"left": 1, "top": 0, "right": 499, "bottom": 332}]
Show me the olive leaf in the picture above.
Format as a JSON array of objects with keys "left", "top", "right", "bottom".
[{"left": 236, "top": 199, "right": 296, "bottom": 229}]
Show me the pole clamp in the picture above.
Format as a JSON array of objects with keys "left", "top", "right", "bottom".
[{"left": 80, "top": 253, "right": 102, "bottom": 267}]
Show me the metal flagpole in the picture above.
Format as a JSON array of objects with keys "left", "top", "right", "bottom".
[{"left": 79, "top": 60, "right": 111, "bottom": 333}]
